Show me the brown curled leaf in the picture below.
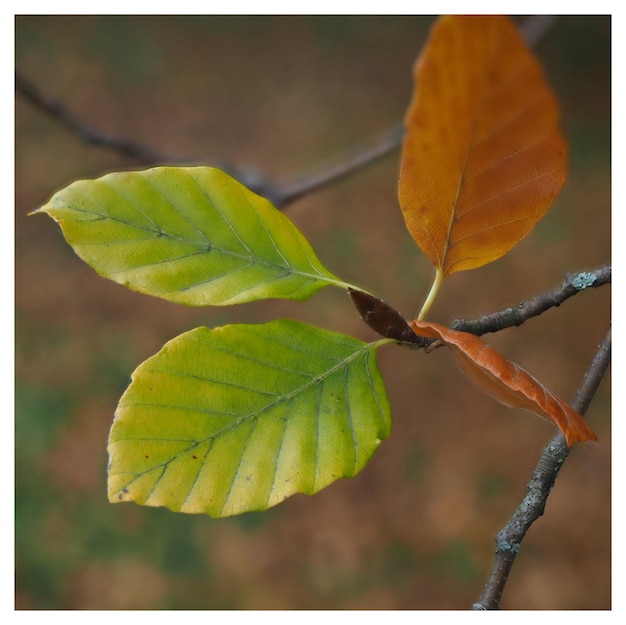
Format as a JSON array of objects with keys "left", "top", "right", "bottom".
[
  {"left": 409, "top": 319, "right": 597, "bottom": 447},
  {"left": 348, "top": 289, "right": 424, "bottom": 346}
]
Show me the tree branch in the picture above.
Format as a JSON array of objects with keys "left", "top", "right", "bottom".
[
  {"left": 452, "top": 264, "right": 611, "bottom": 336},
  {"left": 471, "top": 326, "right": 611, "bottom": 610},
  {"left": 16, "top": 16, "right": 557, "bottom": 209},
  {"left": 16, "top": 66, "right": 401, "bottom": 207},
  {"left": 271, "top": 124, "right": 405, "bottom": 207},
  {"left": 270, "top": 17, "right": 559, "bottom": 208},
  {"left": 15, "top": 72, "right": 185, "bottom": 164},
  {"left": 14, "top": 71, "right": 278, "bottom": 197}
]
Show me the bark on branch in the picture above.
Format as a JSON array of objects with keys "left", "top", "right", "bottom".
[{"left": 452, "top": 264, "right": 611, "bottom": 336}]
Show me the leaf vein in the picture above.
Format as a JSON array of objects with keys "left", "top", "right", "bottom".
[
  {"left": 268, "top": 398, "right": 294, "bottom": 505},
  {"left": 220, "top": 416, "right": 260, "bottom": 515},
  {"left": 453, "top": 165, "right": 562, "bottom": 225},
  {"left": 238, "top": 183, "right": 291, "bottom": 266},
  {"left": 97, "top": 177, "right": 163, "bottom": 233},
  {"left": 141, "top": 173, "right": 213, "bottom": 248},
  {"left": 344, "top": 359, "right": 359, "bottom": 472},
  {"left": 463, "top": 132, "right": 558, "bottom": 188},
  {"left": 183, "top": 169, "right": 256, "bottom": 257}
]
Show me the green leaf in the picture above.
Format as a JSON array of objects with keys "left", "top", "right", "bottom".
[
  {"left": 108, "top": 320, "right": 393, "bottom": 517},
  {"left": 36, "top": 166, "right": 352, "bottom": 305}
]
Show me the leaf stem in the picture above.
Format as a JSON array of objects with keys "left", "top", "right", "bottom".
[{"left": 418, "top": 267, "right": 444, "bottom": 320}]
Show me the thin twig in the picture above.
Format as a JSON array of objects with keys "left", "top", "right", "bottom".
[
  {"left": 472, "top": 327, "right": 611, "bottom": 610},
  {"left": 272, "top": 124, "right": 405, "bottom": 207},
  {"left": 452, "top": 264, "right": 611, "bottom": 336},
  {"left": 519, "top": 15, "right": 558, "bottom": 47},
  {"left": 15, "top": 72, "right": 185, "bottom": 164},
  {"left": 15, "top": 66, "right": 402, "bottom": 207},
  {"left": 14, "top": 71, "right": 276, "bottom": 196},
  {"left": 272, "top": 15, "right": 558, "bottom": 207}
]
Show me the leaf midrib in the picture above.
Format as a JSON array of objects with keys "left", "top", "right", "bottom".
[
  {"left": 51, "top": 202, "right": 348, "bottom": 287},
  {"left": 116, "top": 338, "right": 391, "bottom": 448},
  {"left": 441, "top": 21, "right": 500, "bottom": 274},
  {"left": 112, "top": 336, "right": 391, "bottom": 507}
]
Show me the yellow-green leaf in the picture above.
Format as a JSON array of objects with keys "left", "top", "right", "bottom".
[
  {"left": 36, "top": 166, "right": 351, "bottom": 305},
  {"left": 108, "top": 320, "right": 392, "bottom": 517}
]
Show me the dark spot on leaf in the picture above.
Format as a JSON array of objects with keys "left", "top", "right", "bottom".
[{"left": 192, "top": 455, "right": 198, "bottom": 459}]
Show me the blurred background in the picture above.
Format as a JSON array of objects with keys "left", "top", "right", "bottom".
[{"left": 15, "top": 15, "right": 610, "bottom": 609}]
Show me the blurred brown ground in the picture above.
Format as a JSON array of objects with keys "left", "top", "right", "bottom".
[{"left": 15, "top": 15, "right": 610, "bottom": 609}]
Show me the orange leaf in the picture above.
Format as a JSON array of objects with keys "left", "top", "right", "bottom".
[
  {"left": 409, "top": 320, "right": 597, "bottom": 447},
  {"left": 399, "top": 15, "right": 567, "bottom": 278}
]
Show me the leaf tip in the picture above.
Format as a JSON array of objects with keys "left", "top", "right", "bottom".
[{"left": 28, "top": 206, "right": 46, "bottom": 217}]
